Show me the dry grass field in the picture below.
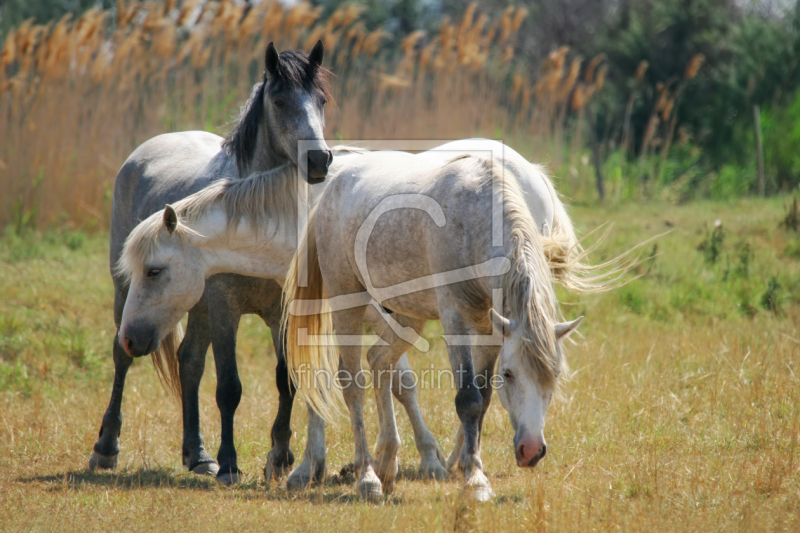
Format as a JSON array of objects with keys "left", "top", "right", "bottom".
[{"left": 1, "top": 197, "right": 799, "bottom": 532}]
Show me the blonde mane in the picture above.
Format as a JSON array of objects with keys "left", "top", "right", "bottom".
[
  {"left": 472, "top": 157, "right": 565, "bottom": 391},
  {"left": 116, "top": 164, "right": 301, "bottom": 282}
]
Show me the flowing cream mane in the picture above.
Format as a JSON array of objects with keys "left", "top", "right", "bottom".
[{"left": 116, "top": 164, "right": 300, "bottom": 282}]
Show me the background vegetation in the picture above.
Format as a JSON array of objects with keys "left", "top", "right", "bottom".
[{"left": 2, "top": 0, "right": 800, "bottom": 231}]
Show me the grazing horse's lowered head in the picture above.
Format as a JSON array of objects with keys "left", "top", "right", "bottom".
[
  {"left": 490, "top": 310, "right": 582, "bottom": 467},
  {"left": 223, "top": 40, "right": 333, "bottom": 182}
]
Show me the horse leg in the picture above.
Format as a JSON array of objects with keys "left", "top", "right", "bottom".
[
  {"left": 90, "top": 289, "right": 131, "bottom": 470},
  {"left": 446, "top": 345, "right": 499, "bottom": 474},
  {"left": 366, "top": 339, "right": 403, "bottom": 494},
  {"left": 207, "top": 298, "right": 243, "bottom": 486},
  {"left": 440, "top": 309, "right": 494, "bottom": 502},
  {"left": 263, "top": 323, "right": 296, "bottom": 484},
  {"left": 392, "top": 353, "right": 448, "bottom": 480},
  {"left": 334, "top": 307, "right": 382, "bottom": 499},
  {"left": 363, "top": 308, "right": 446, "bottom": 482},
  {"left": 90, "top": 333, "right": 132, "bottom": 470},
  {"left": 179, "top": 306, "right": 217, "bottom": 476},
  {"left": 285, "top": 406, "right": 327, "bottom": 491}
]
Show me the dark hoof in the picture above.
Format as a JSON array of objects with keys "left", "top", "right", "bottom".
[
  {"left": 217, "top": 470, "right": 241, "bottom": 486},
  {"left": 89, "top": 451, "right": 118, "bottom": 470},
  {"left": 265, "top": 449, "right": 295, "bottom": 483}
]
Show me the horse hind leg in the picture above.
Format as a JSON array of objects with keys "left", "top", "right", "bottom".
[
  {"left": 334, "top": 306, "right": 383, "bottom": 500},
  {"left": 392, "top": 352, "right": 448, "bottom": 480},
  {"left": 285, "top": 407, "right": 327, "bottom": 491}
]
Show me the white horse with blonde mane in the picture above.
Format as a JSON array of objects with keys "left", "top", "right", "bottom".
[{"left": 282, "top": 148, "right": 631, "bottom": 500}]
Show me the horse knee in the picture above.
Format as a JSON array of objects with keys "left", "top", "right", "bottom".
[
  {"left": 216, "top": 376, "right": 242, "bottom": 412},
  {"left": 455, "top": 389, "right": 483, "bottom": 422}
]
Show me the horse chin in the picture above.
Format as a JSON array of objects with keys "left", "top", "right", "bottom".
[
  {"left": 517, "top": 455, "right": 543, "bottom": 468},
  {"left": 304, "top": 175, "right": 327, "bottom": 185}
]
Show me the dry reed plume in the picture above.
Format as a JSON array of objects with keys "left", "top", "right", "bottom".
[{"left": 0, "top": 1, "right": 705, "bottom": 229}]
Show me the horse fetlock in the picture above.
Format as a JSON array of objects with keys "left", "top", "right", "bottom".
[
  {"left": 374, "top": 452, "right": 398, "bottom": 489},
  {"left": 418, "top": 454, "right": 448, "bottom": 481},
  {"left": 88, "top": 451, "right": 118, "bottom": 470},
  {"left": 265, "top": 448, "right": 295, "bottom": 482}
]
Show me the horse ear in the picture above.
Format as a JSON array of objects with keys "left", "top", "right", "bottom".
[
  {"left": 309, "top": 39, "right": 324, "bottom": 67},
  {"left": 489, "top": 309, "right": 513, "bottom": 337},
  {"left": 555, "top": 316, "right": 583, "bottom": 340},
  {"left": 163, "top": 204, "right": 178, "bottom": 235},
  {"left": 264, "top": 42, "right": 279, "bottom": 77}
]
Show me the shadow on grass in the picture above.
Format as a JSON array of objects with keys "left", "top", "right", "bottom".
[
  {"left": 16, "top": 466, "right": 408, "bottom": 505},
  {"left": 18, "top": 467, "right": 219, "bottom": 492}
]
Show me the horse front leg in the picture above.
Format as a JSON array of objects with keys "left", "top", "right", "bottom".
[
  {"left": 179, "top": 307, "right": 217, "bottom": 475},
  {"left": 208, "top": 304, "right": 243, "bottom": 485},
  {"left": 440, "top": 311, "right": 494, "bottom": 502},
  {"left": 264, "top": 324, "right": 297, "bottom": 485},
  {"left": 90, "top": 333, "right": 132, "bottom": 470},
  {"left": 446, "top": 344, "right": 499, "bottom": 474}
]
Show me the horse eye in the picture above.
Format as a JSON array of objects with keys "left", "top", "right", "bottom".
[
  {"left": 274, "top": 100, "right": 285, "bottom": 108},
  {"left": 147, "top": 268, "right": 162, "bottom": 278},
  {"left": 321, "top": 97, "right": 328, "bottom": 106},
  {"left": 503, "top": 370, "right": 514, "bottom": 382}
]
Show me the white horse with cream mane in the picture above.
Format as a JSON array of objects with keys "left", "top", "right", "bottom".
[{"left": 282, "top": 148, "right": 635, "bottom": 500}]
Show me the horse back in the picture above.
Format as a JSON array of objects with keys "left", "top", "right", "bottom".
[{"left": 109, "top": 131, "right": 235, "bottom": 274}]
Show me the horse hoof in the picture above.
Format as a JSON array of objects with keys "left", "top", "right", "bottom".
[
  {"left": 264, "top": 460, "right": 290, "bottom": 483},
  {"left": 419, "top": 462, "right": 448, "bottom": 481},
  {"left": 89, "top": 451, "right": 118, "bottom": 470},
  {"left": 191, "top": 462, "right": 219, "bottom": 476},
  {"left": 357, "top": 478, "right": 383, "bottom": 501},
  {"left": 286, "top": 469, "right": 311, "bottom": 491},
  {"left": 465, "top": 485, "right": 495, "bottom": 502},
  {"left": 217, "top": 471, "right": 241, "bottom": 486}
]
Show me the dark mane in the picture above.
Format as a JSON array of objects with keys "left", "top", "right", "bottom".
[{"left": 222, "top": 50, "right": 332, "bottom": 176}]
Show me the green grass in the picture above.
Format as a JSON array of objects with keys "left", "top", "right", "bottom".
[{"left": 1, "top": 197, "right": 799, "bottom": 531}]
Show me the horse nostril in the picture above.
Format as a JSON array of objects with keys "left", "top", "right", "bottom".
[
  {"left": 540, "top": 444, "right": 547, "bottom": 459},
  {"left": 325, "top": 150, "right": 333, "bottom": 166}
]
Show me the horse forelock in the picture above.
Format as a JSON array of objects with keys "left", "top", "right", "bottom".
[
  {"left": 117, "top": 165, "right": 299, "bottom": 283},
  {"left": 223, "top": 50, "right": 332, "bottom": 176}
]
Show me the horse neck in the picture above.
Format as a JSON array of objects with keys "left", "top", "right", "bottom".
[
  {"left": 185, "top": 204, "right": 299, "bottom": 282},
  {"left": 242, "top": 123, "right": 290, "bottom": 176}
]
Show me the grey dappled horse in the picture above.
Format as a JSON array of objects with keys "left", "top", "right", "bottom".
[{"left": 91, "top": 42, "right": 332, "bottom": 485}]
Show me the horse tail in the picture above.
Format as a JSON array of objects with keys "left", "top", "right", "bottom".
[
  {"left": 282, "top": 206, "right": 342, "bottom": 423},
  {"left": 538, "top": 168, "right": 650, "bottom": 294},
  {"left": 151, "top": 322, "right": 183, "bottom": 400}
]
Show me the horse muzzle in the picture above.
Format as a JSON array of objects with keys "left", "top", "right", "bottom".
[
  {"left": 120, "top": 323, "right": 158, "bottom": 357},
  {"left": 305, "top": 149, "right": 332, "bottom": 183},
  {"left": 514, "top": 430, "right": 547, "bottom": 468}
]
